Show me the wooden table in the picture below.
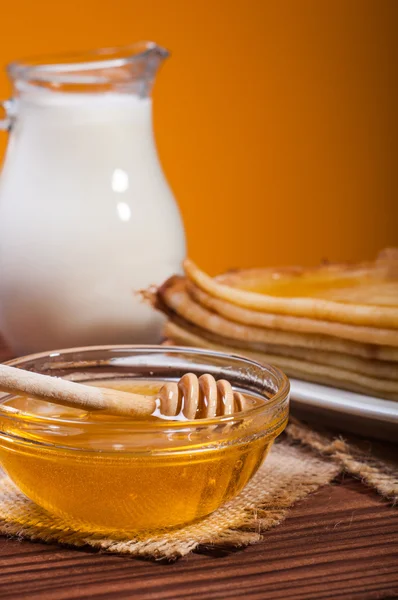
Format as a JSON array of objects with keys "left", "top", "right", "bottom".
[
  {"left": 0, "top": 344, "right": 397, "bottom": 599},
  {"left": 0, "top": 476, "right": 397, "bottom": 599}
]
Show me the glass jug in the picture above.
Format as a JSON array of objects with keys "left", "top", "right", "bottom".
[{"left": 0, "top": 42, "right": 186, "bottom": 355}]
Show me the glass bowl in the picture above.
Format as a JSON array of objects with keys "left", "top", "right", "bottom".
[{"left": 0, "top": 346, "right": 289, "bottom": 534}]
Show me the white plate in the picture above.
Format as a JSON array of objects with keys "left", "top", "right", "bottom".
[{"left": 289, "top": 379, "right": 398, "bottom": 442}]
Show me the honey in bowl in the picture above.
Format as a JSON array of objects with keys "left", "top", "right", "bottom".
[{"left": 0, "top": 347, "right": 290, "bottom": 534}]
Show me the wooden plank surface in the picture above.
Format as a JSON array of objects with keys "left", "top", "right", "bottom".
[{"left": 0, "top": 476, "right": 397, "bottom": 600}]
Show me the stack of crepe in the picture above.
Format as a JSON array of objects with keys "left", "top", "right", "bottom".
[{"left": 147, "top": 249, "right": 398, "bottom": 401}]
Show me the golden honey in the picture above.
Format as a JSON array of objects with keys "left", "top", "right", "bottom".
[
  {"left": 240, "top": 273, "right": 370, "bottom": 298},
  {"left": 0, "top": 379, "right": 282, "bottom": 534}
]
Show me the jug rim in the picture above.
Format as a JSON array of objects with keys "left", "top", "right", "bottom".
[{"left": 7, "top": 41, "right": 169, "bottom": 90}]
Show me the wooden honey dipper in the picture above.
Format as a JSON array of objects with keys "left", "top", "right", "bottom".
[{"left": 0, "top": 364, "right": 246, "bottom": 420}]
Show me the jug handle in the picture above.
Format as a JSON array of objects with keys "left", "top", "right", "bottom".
[{"left": 0, "top": 99, "right": 15, "bottom": 131}]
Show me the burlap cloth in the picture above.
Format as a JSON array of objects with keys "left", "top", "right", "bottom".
[{"left": 0, "top": 419, "right": 396, "bottom": 560}]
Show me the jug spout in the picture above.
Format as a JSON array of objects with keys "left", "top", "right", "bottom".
[
  {"left": 7, "top": 41, "right": 170, "bottom": 98},
  {"left": 137, "top": 42, "right": 170, "bottom": 96},
  {"left": 143, "top": 42, "right": 170, "bottom": 62}
]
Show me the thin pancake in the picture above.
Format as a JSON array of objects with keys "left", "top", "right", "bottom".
[
  {"left": 156, "top": 276, "right": 398, "bottom": 362},
  {"left": 183, "top": 249, "right": 398, "bottom": 328},
  {"left": 164, "top": 321, "right": 398, "bottom": 401},
  {"left": 164, "top": 312, "right": 398, "bottom": 379},
  {"left": 187, "top": 281, "right": 398, "bottom": 347}
]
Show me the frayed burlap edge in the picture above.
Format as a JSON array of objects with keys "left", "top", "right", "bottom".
[
  {"left": 286, "top": 418, "right": 398, "bottom": 503},
  {"left": 0, "top": 439, "right": 339, "bottom": 560}
]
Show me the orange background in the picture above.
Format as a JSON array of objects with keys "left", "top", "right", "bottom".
[{"left": 0, "top": 0, "right": 397, "bottom": 275}]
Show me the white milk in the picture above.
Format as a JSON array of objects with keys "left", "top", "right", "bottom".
[{"left": 0, "top": 90, "right": 186, "bottom": 354}]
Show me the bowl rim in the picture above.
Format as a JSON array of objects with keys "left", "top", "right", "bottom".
[{"left": 0, "top": 345, "right": 290, "bottom": 438}]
